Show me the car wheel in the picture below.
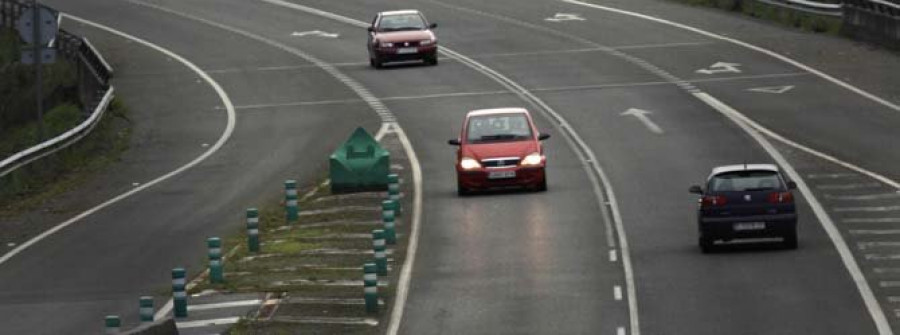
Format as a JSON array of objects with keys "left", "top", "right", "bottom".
[
  {"left": 372, "top": 55, "right": 384, "bottom": 69},
  {"left": 783, "top": 231, "right": 798, "bottom": 250},
  {"left": 699, "top": 236, "right": 714, "bottom": 254}
]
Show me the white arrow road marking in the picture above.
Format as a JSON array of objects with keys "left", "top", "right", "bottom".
[
  {"left": 291, "top": 30, "right": 339, "bottom": 38},
  {"left": 621, "top": 108, "right": 664, "bottom": 134},
  {"left": 696, "top": 62, "right": 742, "bottom": 74},
  {"left": 747, "top": 85, "right": 794, "bottom": 94},
  {"left": 545, "top": 13, "right": 586, "bottom": 22}
]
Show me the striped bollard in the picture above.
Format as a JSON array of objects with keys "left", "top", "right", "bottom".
[
  {"left": 208, "top": 237, "right": 224, "bottom": 284},
  {"left": 139, "top": 296, "right": 154, "bottom": 324},
  {"left": 285, "top": 180, "right": 299, "bottom": 223},
  {"left": 363, "top": 263, "right": 378, "bottom": 313},
  {"left": 104, "top": 315, "right": 120, "bottom": 334},
  {"left": 382, "top": 209, "right": 396, "bottom": 245},
  {"left": 247, "top": 208, "right": 260, "bottom": 253},
  {"left": 387, "top": 174, "right": 401, "bottom": 215},
  {"left": 372, "top": 229, "right": 387, "bottom": 276},
  {"left": 172, "top": 267, "right": 188, "bottom": 318}
]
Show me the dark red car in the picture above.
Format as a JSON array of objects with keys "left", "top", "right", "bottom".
[
  {"left": 448, "top": 108, "right": 550, "bottom": 195},
  {"left": 367, "top": 10, "right": 438, "bottom": 68}
]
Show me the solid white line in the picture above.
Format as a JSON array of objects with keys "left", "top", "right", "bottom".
[
  {"left": 693, "top": 92, "right": 892, "bottom": 334},
  {"left": 176, "top": 317, "right": 241, "bottom": 328},
  {"left": 0, "top": 14, "right": 237, "bottom": 267},
  {"left": 389, "top": 125, "right": 424, "bottom": 335},
  {"left": 187, "top": 299, "right": 261, "bottom": 311},
  {"left": 614, "top": 285, "right": 623, "bottom": 301}
]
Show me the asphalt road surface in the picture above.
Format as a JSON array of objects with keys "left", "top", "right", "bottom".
[{"left": 2, "top": 0, "right": 899, "bottom": 334}]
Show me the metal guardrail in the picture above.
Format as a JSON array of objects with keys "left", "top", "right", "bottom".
[
  {"left": 756, "top": 0, "right": 844, "bottom": 17},
  {"left": 0, "top": 0, "right": 115, "bottom": 179}
]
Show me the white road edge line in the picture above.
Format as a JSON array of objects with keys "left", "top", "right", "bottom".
[
  {"left": 0, "top": 15, "right": 237, "bottom": 267},
  {"left": 257, "top": 1, "right": 639, "bottom": 334},
  {"left": 693, "top": 92, "right": 892, "bottom": 335},
  {"left": 175, "top": 317, "right": 241, "bottom": 329},
  {"left": 187, "top": 299, "right": 262, "bottom": 311}
]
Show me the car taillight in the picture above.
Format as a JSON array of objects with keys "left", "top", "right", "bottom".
[
  {"left": 701, "top": 195, "right": 727, "bottom": 207},
  {"left": 768, "top": 191, "right": 794, "bottom": 204}
]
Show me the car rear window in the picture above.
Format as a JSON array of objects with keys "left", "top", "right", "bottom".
[
  {"left": 378, "top": 14, "right": 427, "bottom": 31},
  {"left": 466, "top": 114, "right": 533, "bottom": 143},
  {"left": 709, "top": 170, "right": 783, "bottom": 192}
]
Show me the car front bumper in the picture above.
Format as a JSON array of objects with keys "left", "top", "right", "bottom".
[
  {"left": 373, "top": 45, "right": 438, "bottom": 62},
  {"left": 699, "top": 213, "right": 797, "bottom": 240},
  {"left": 457, "top": 166, "right": 545, "bottom": 190}
]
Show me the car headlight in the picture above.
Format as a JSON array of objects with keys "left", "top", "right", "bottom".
[
  {"left": 521, "top": 153, "right": 543, "bottom": 166},
  {"left": 420, "top": 39, "right": 436, "bottom": 46},
  {"left": 379, "top": 42, "right": 394, "bottom": 48},
  {"left": 459, "top": 157, "right": 481, "bottom": 170}
]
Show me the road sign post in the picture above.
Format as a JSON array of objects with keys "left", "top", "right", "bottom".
[{"left": 17, "top": 2, "right": 58, "bottom": 141}]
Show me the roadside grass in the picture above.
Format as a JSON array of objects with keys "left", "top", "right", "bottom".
[
  {"left": 0, "top": 99, "right": 132, "bottom": 216},
  {"left": 669, "top": 0, "right": 842, "bottom": 34}
]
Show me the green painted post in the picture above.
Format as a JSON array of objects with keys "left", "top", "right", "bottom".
[
  {"left": 363, "top": 263, "right": 378, "bottom": 313},
  {"left": 208, "top": 237, "right": 224, "bottom": 284},
  {"left": 387, "top": 174, "right": 401, "bottom": 215},
  {"left": 246, "top": 208, "right": 260, "bottom": 253},
  {"left": 172, "top": 267, "right": 188, "bottom": 318},
  {"left": 104, "top": 315, "right": 120, "bottom": 334},
  {"left": 285, "top": 180, "right": 299, "bottom": 223},
  {"left": 383, "top": 210, "right": 396, "bottom": 245},
  {"left": 373, "top": 229, "right": 387, "bottom": 276},
  {"left": 139, "top": 296, "right": 154, "bottom": 324},
  {"left": 381, "top": 200, "right": 395, "bottom": 221}
]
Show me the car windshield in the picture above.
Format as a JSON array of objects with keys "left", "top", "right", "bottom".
[
  {"left": 709, "top": 170, "right": 783, "bottom": 192},
  {"left": 466, "top": 114, "right": 532, "bottom": 143},
  {"left": 378, "top": 14, "right": 427, "bottom": 32}
]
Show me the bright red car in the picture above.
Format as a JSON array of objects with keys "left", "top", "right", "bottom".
[
  {"left": 448, "top": 108, "right": 550, "bottom": 195},
  {"left": 367, "top": 10, "right": 438, "bottom": 68}
]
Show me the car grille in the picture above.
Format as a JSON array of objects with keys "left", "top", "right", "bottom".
[
  {"left": 481, "top": 157, "right": 520, "bottom": 168},
  {"left": 394, "top": 41, "right": 420, "bottom": 47}
]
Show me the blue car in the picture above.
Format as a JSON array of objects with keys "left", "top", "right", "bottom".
[{"left": 690, "top": 164, "right": 798, "bottom": 253}]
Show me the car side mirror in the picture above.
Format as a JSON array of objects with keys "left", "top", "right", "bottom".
[
  {"left": 689, "top": 185, "right": 703, "bottom": 194},
  {"left": 448, "top": 139, "right": 461, "bottom": 146},
  {"left": 429, "top": 23, "right": 437, "bottom": 29},
  {"left": 367, "top": 26, "right": 375, "bottom": 32},
  {"left": 786, "top": 181, "right": 797, "bottom": 190},
  {"left": 538, "top": 133, "right": 550, "bottom": 141}
]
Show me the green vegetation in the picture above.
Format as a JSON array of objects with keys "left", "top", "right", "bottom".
[{"left": 670, "top": 0, "right": 843, "bottom": 34}]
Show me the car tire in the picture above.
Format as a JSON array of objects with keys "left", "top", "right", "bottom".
[
  {"left": 536, "top": 177, "right": 547, "bottom": 192},
  {"left": 457, "top": 183, "right": 471, "bottom": 196},
  {"left": 783, "top": 231, "right": 798, "bottom": 250},
  {"left": 425, "top": 54, "right": 438, "bottom": 66},
  {"left": 699, "top": 236, "right": 714, "bottom": 254},
  {"left": 372, "top": 56, "right": 384, "bottom": 69}
]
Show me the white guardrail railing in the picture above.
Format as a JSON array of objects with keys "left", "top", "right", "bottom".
[{"left": 757, "top": 0, "right": 844, "bottom": 17}]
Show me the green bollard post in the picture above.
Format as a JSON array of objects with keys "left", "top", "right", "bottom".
[
  {"left": 373, "top": 229, "right": 387, "bottom": 276},
  {"left": 172, "top": 267, "right": 188, "bottom": 318},
  {"left": 246, "top": 208, "right": 260, "bottom": 253},
  {"left": 387, "top": 174, "right": 401, "bottom": 215},
  {"left": 383, "top": 210, "right": 396, "bottom": 245},
  {"left": 104, "top": 315, "right": 120, "bottom": 334},
  {"left": 208, "top": 237, "right": 224, "bottom": 284},
  {"left": 285, "top": 180, "right": 299, "bottom": 223},
  {"left": 363, "top": 263, "right": 378, "bottom": 313},
  {"left": 139, "top": 296, "right": 154, "bottom": 324}
]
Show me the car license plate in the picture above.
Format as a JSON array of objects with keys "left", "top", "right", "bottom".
[
  {"left": 734, "top": 222, "right": 766, "bottom": 231},
  {"left": 488, "top": 171, "right": 516, "bottom": 179},
  {"left": 397, "top": 47, "right": 418, "bottom": 54}
]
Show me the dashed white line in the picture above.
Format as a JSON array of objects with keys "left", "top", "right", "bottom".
[
  {"left": 827, "top": 193, "right": 900, "bottom": 201},
  {"left": 867, "top": 254, "right": 900, "bottom": 261},
  {"left": 846, "top": 218, "right": 900, "bottom": 224},
  {"left": 859, "top": 242, "right": 900, "bottom": 250},
  {"left": 808, "top": 173, "right": 859, "bottom": 179},
  {"left": 881, "top": 281, "right": 900, "bottom": 288},
  {"left": 817, "top": 183, "right": 883, "bottom": 190},
  {"left": 176, "top": 317, "right": 241, "bottom": 329},
  {"left": 187, "top": 299, "right": 262, "bottom": 311},
  {"left": 852, "top": 230, "right": 900, "bottom": 235},
  {"left": 618, "top": 326, "right": 627, "bottom": 335},
  {"left": 614, "top": 285, "right": 623, "bottom": 301},
  {"left": 609, "top": 249, "right": 618, "bottom": 262},
  {"left": 875, "top": 268, "right": 900, "bottom": 275},
  {"left": 835, "top": 205, "right": 900, "bottom": 213}
]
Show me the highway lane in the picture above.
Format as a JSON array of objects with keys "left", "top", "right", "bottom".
[
  {"left": 263, "top": 0, "right": 882, "bottom": 333},
  {"left": 0, "top": 0, "right": 381, "bottom": 333}
]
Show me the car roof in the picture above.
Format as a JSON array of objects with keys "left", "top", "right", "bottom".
[
  {"left": 379, "top": 10, "right": 422, "bottom": 16},
  {"left": 710, "top": 164, "right": 779, "bottom": 178},
  {"left": 467, "top": 108, "right": 529, "bottom": 117}
]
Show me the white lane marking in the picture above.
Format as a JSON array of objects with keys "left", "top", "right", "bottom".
[
  {"left": 618, "top": 326, "right": 627, "bottom": 335},
  {"left": 846, "top": 218, "right": 900, "bottom": 224},
  {"left": 853, "top": 230, "right": 900, "bottom": 235},
  {"left": 389, "top": 124, "right": 424, "bottom": 335},
  {"left": 187, "top": 299, "right": 261, "bottom": 311},
  {"left": 889, "top": 297, "right": 900, "bottom": 303},
  {"left": 620, "top": 108, "right": 663, "bottom": 134},
  {"left": 693, "top": 92, "right": 892, "bottom": 335},
  {"left": 258, "top": 1, "right": 638, "bottom": 333},
  {"left": 545, "top": 13, "right": 586, "bottom": 22},
  {"left": 875, "top": 268, "right": 900, "bottom": 275},
  {"left": 882, "top": 281, "right": 900, "bottom": 288},
  {"left": 528, "top": 73, "right": 808, "bottom": 93},
  {"left": 808, "top": 173, "right": 859, "bottom": 179},
  {"left": 828, "top": 193, "right": 900, "bottom": 201},
  {"left": 696, "top": 62, "right": 742, "bottom": 74},
  {"left": 614, "top": 285, "right": 623, "bottom": 301},
  {"left": 290, "top": 30, "right": 339, "bottom": 38},
  {"left": 859, "top": 242, "right": 900, "bottom": 250},
  {"left": 835, "top": 205, "right": 900, "bottom": 213},
  {"left": 817, "top": 183, "right": 883, "bottom": 190},
  {"left": 747, "top": 85, "right": 794, "bottom": 94},
  {"left": 272, "top": 316, "right": 379, "bottom": 325},
  {"left": 176, "top": 317, "right": 241, "bottom": 329},
  {"left": 610, "top": 249, "right": 618, "bottom": 262},
  {"left": 0, "top": 14, "right": 237, "bottom": 266}
]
